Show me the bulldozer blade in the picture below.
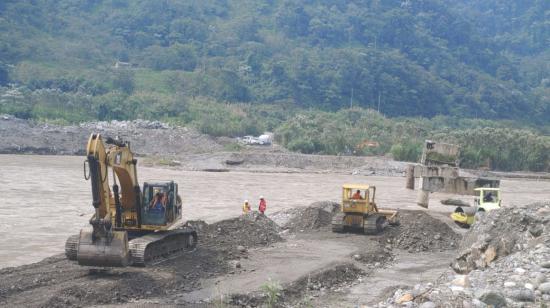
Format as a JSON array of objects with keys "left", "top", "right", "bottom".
[
  {"left": 77, "top": 229, "right": 131, "bottom": 267},
  {"left": 377, "top": 209, "right": 399, "bottom": 225}
]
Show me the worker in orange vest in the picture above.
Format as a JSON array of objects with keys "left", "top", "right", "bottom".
[
  {"left": 258, "top": 196, "right": 267, "bottom": 215},
  {"left": 352, "top": 190, "right": 363, "bottom": 200}
]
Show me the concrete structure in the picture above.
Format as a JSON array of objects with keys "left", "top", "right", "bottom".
[
  {"left": 409, "top": 140, "right": 500, "bottom": 208},
  {"left": 421, "top": 140, "right": 460, "bottom": 167}
]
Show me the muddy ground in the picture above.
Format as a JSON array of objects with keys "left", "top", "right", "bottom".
[{"left": 0, "top": 201, "right": 463, "bottom": 308}]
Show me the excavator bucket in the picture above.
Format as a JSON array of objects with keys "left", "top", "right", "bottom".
[{"left": 77, "top": 229, "right": 131, "bottom": 267}]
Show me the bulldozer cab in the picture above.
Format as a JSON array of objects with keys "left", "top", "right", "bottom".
[
  {"left": 474, "top": 188, "right": 501, "bottom": 211},
  {"left": 142, "top": 181, "right": 181, "bottom": 226},
  {"left": 342, "top": 184, "right": 377, "bottom": 214}
]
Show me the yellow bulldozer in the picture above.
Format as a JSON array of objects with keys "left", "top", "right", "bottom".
[
  {"left": 332, "top": 184, "right": 399, "bottom": 234},
  {"left": 65, "top": 133, "right": 197, "bottom": 267}
]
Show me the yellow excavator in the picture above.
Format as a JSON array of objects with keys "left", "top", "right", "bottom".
[{"left": 65, "top": 133, "right": 197, "bottom": 267}]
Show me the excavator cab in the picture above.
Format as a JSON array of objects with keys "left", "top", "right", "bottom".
[{"left": 142, "top": 181, "right": 181, "bottom": 226}]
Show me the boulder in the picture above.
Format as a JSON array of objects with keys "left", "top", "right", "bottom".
[{"left": 479, "top": 291, "right": 507, "bottom": 308}]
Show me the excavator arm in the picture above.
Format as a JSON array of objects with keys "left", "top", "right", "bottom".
[
  {"left": 77, "top": 133, "right": 137, "bottom": 267},
  {"left": 85, "top": 133, "right": 112, "bottom": 230},
  {"left": 103, "top": 136, "right": 142, "bottom": 229}
]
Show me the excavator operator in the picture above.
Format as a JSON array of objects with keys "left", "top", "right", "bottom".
[{"left": 150, "top": 192, "right": 165, "bottom": 210}]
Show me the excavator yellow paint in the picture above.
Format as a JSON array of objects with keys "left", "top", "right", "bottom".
[{"left": 65, "top": 133, "right": 197, "bottom": 267}]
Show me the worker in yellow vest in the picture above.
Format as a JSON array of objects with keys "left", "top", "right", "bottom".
[{"left": 242, "top": 200, "right": 251, "bottom": 214}]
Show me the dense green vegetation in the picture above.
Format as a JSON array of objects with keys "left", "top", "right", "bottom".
[
  {"left": 0, "top": 0, "right": 548, "bottom": 171},
  {"left": 275, "top": 109, "right": 550, "bottom": 171}
]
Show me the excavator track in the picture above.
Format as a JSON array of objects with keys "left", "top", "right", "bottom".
[
  {"left": 65, "top": 234, "right": 79, "bottom": 261},
  {"left": 331, "top": 212, "right": 345, "bottom": 233},
  {"left": 129, "top": 227, "right": 197, "bottom": 266},
  {"left": 363, "top": 214, "right": 386, "bottom": 235},
  {"left": 64, "top": 227, "right": 197, "bottom": 267}
]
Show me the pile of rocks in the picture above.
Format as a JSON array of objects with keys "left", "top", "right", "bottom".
[
  {"left": 452, "top": 202, "right": 549, "bottom": 274},
  {"left": 78, "top": 119, "right": 171, "bottom": 130},
  {"left": 0, "top": 116, "right": 223, "bottom": 155},
  {"left": 378, "top": 210, "right": 461, "bottom": 253},
  {"left": 196, "top": 212, "right": 283, "bottom": 259},
  {"left": 379, "top": 202, "right": 550, "bottom": 307},
  {"left": 270, "top": 201, "right": 339, "bottom": 232}
]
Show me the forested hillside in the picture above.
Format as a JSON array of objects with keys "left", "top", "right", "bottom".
[{"left": 0, "top": 0, "right": 549, "bottom": 170}]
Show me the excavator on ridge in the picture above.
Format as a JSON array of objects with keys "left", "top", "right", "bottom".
[{"left": 65, "top": 133, "right": 197, "bottom": 267}]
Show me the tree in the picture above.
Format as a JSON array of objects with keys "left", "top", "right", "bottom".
[{"left": 112, "top": 70, "right": 135, "bottom": 94}]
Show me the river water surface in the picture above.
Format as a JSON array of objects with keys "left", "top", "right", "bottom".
[{"left": 1, "top": 154, "right": 548, "bottom": 268}]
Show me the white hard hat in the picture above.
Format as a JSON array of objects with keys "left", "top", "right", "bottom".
[
  {"left": 244, "top": 200, "right": 249, "bottom": 203},
  {"left": 260, "top": 195, "right": 264, "bottom": 199}
]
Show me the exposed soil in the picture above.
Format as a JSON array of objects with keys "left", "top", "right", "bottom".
[
  {"left": 377, "top": 210, "right": 462, "bottom": 253},
  {"left": 0, "top": 199, "right": 463, "bottom": 308},
  {"left": 0, "top": 214, "right": 284, "bottom": 308},
  {"left": 188, "top": 212, "right": 282, "bottom": 260},
  {"left": 271, "top": 201, "right": 340, "bottom": 232},
  {"left": 230, "top": 263, "right": 365, "bottom": 307},
  {"left": 352, "top": 246, "right": 395, "bottom": 266}
]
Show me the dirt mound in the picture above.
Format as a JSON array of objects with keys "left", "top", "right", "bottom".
[
  {"left": 452, "top": 202, "right": 550, "bottom": 274},
  {"left": 378, "top": 210, "right": 461, "bottom": 252},
  {"left": 271, "top": 201, "right": 339, "bottom": 232},
  {"left": 191, "top": 212, "right": 283, "bottom": 259}
]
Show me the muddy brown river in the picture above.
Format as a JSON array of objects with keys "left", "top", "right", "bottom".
[{"left": 1, "top": 154, "right": 549, "bottom": 269}]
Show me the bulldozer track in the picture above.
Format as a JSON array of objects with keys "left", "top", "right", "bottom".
[
  {"left": 331, "top": 212, "right": 345, "bottom": 233},
  {"left": 364, "top": 214, "right": 386, "bottom": 235},
  {"left": 129, "top": 227, "right": 198, "bottom": 267}
]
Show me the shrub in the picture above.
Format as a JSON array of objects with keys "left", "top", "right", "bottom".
[{"left": 390, "top": 141, "right": 422, "bottom": 162}]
